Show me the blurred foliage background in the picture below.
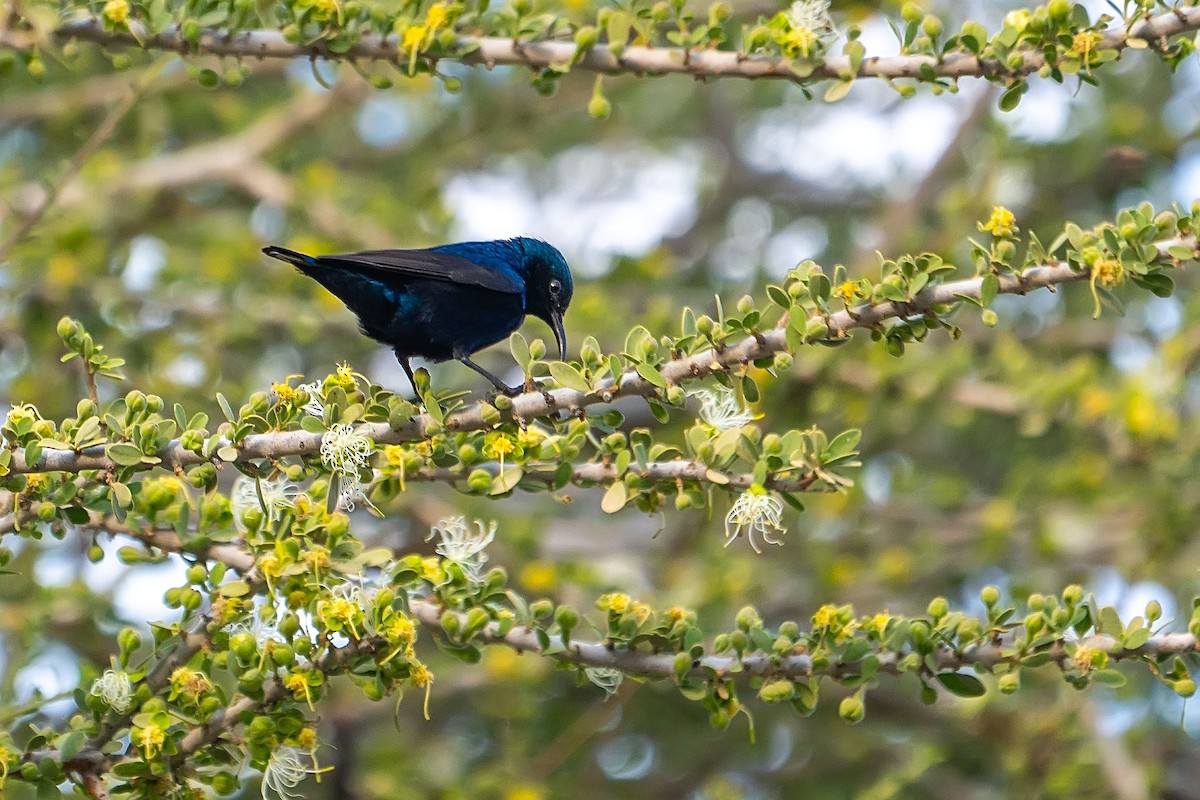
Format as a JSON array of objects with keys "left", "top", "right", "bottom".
[{"left": 4, "top": 0, "right": 1200, "bottom": 797}]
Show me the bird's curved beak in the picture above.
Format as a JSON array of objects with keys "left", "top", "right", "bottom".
[{"left": 550, "top": 310, "right": 567, "bottom": 361}]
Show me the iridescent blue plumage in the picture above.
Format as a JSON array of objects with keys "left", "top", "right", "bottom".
[{"left": 262, "top": 237, "right": 574, "bottom": 394}]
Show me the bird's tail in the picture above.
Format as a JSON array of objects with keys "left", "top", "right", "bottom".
[{"left": 262, "top": 246, "right": 316, "bottom": 268}]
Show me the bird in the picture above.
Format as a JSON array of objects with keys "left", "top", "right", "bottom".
[{"left": 263, "top": 237, "right": 574, "bottom": 395}]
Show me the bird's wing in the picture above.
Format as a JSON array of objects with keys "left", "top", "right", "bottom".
[{"left": 316, "top": 249, "right": 523, "bottom": 294}]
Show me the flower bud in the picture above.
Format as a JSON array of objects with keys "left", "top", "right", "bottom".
[
  {"left": 839, "top": 694, "right": 865, "bottom": 723},
  {"left": 758, "top": 679, "right": 795, "bottom": 704}
]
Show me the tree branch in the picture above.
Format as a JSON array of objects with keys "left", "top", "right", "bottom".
[
  {"left": 27, "top": 8, "right": 1200, "bottom": 87},
  {"left": 10, "top": 236, "right": 1196, "bottom": 476},
  {"left": 76, "top": 515, "right": 1200, "bottom": 685}
]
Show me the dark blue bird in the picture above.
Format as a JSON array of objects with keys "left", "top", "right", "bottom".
[{"left": 263, "top": 237, "right": 574, "bottom": 394}]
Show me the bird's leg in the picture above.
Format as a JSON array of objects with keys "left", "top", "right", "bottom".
[
  {"left": 394, "top": 349, "right": 419, "bottom": 397},
  {"left": 457, "top": 355, "right": 521, "bottom": 396}
]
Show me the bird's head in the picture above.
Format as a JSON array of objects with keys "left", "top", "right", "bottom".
[{"left": 516, "top": 238, "right": 574, "bottom": 361}]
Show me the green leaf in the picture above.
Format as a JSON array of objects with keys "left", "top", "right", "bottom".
[
  {"left": 218, "top": 580, "right": 251, "bottom": 597},
  {"left": 825, "top": 428, "right": 861, "bottom": 458},
  {"left": 935, "top": 671, "right": 986, "bottom": 698},
  {"left": 36, "top": 779, "right": 63, "bottom": 800},
  {"left": 979, "top": 274, "right": 1000, "bottom": 307},
  {"left": 601, "top": 481, "right": 628, "bottom": 513},
  {"left": 998, "top": 81, "right": 1025, "bottom": 111},
  {"left": 549, "top": 362, "right": 592, "bottom": 393},
  {"left": 106, "top": 443, "right": 143, "bottom": 467},
  {"left": 1131, "top": 272, "right": 1174, "bottom": 297},
  {"left": 823, "top": 79, "right": 854, "bottom": 103},
  {"left": 216, "top": 392, "right": 235, "bottom": 423},
  {"left": 110, "top": 481, "right": 133, "bottom": 509},
  {"left": 1099, "top": 606, "right": 1123, "bottom": 637},
  {"left": 509, "top": 331, "right": 531, "bottom": 370},
  {"left": 1123, "top": 627, "right": 1151, "bottom": 649},
  {"left": 636, "top": 362, "right": 667, "bottom": 389},
  {"left": 489, "top": 466, "right": 523, "bottom": 495},
  {"left": 58, "top": 729, "right": 85, "bottom": 761},
  {"left": 1092, "top": 669, "right": 1127, "bottom": 688}
]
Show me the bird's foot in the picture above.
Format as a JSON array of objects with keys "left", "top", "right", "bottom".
[{"left": 485, "top": 384, "right": 524, "bottom": 402}]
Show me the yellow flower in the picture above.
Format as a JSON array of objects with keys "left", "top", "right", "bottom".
[
  {"left": 483, "top": 433, "right": 516, "bottom": 458},
  {"left": 285, "top": 671, "right": 314, "bottom": 709},
  {"left": 833, "top": 280, "right": 863, "bottom": 305},
  {"left": 333, "top": 361, "right": 358, "bottom": 389},
  {"left": 294, "top": 727, "right": 318, "bottom": 750},
  {"left": 409, "top": 659, "right": 434, "bottom": 720},
  {"left": 865, "top": 612, "right": 891, "bottom": 635},
  {"left": 782, "top": 28, "right": 819, "bottom": 58},
  {"left": 383, "top": 613, "right": 416, "bottom": 648},
  {"left": 311, "top": 0, "right": 338, "bottom": 17},
  {"left": 482, "top": 432, "right": 518, "bottom": 471},
  {"left": 603, "top": 592, "right": 631, "bottom": 615},
  {"left": 272, "top": 382, "right": 297, "bottom": 403},
  {"left": 1072, "top": 646, "right": 1106, "bottom": 674},
  {"left": 402, "top": 24, "right": 427, "bottom": 53},
  {"left": 812, "top": 604, "right": 839, "bottom": 629},
  {"left": 169, "top": 667, "right": 212, "bottom": 702},
  {"left": 980, "top": 206, "right": 1017, "bottom": 238},
  {"left": 1092, "top": 258, "right": 1123, "bottom": 288},
  {"left": 103, "top": 0, "right": 130, "bottom": 25},
  {"left": 425, "top": 2, "right": 449, "bottom": 30},
  {"left": 1070, "top": 30, "right": 1101, "bottom": 63},
  {"left": 516, "top": 426, "right": 546, "bottom": 449},
  {"left": 132, "top": 722, "right": 165, "bottom": 760},
  {"left": 304, "top": 544, "right": 331, "bottom": 572}
]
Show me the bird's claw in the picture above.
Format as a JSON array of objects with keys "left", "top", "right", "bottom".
[{"left": 486, "top": 384, "right": 524, "bottom": 401}]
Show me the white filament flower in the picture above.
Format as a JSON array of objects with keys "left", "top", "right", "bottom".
[
  {"left": 300, "top": 382, "right": 324, "bottom": 418},
  {"left": 231, "top": 475, "right": 301, "bottom": 532},
  {"left": 724, "top": 487, "right": 787, "bottom": 554},
  {"left": 786, "top": 0, "right": 833, "bottom": 34},
  {"left": 584, "top": 667, "right": 624, "bottom": 697},
  {"left": 260, "top": 746, "right": 321, "bottom": 800},
  {"left": 689, "top": 386, "right": 754, "bottom": 433},
  {"left": 320, "top": 424, "right": 373, "bottom": 511},
  {"left": 90, "top": 668, "right": 133, "bottom": 714},
  {"left": 427, "top": 516, "right": 496, "bottom": 580}
]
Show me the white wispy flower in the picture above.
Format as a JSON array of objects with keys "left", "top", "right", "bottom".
[
  {"left": 227, "top": 606, "right": 285, "bottom": 646},
  {"left": 427, "top": 516, "right": 496, "bottom": 580},
  {"left": 689, "top": 385, "right": 754, "bottom": 433},
  {"left": 300, "top": 382, "right": 325, "bottom": 418},
  {"left": 231, "top": 475, "right": 301, "bottom": 532},
  {"left": 785, "top": 0, "right": 833, "bottom": 34},
  {"left": 90, "top": 668, "right": 133, "bottom": 714},
  {"left": 724, "top": 486, "right": 787, "bottom": 554},
  {"left": 320, "top": 423, "right": 373, "bottom": 511},
  {"left": 584, "top": 667, "right": 624, "bottom": 697},
  {"left": 260, "top": 746, "right": 321, "bottom": 800}
]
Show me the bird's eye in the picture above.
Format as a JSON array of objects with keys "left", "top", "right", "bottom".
[{"left": 549, "top": 279, "right": 562, "bottom": 296}]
